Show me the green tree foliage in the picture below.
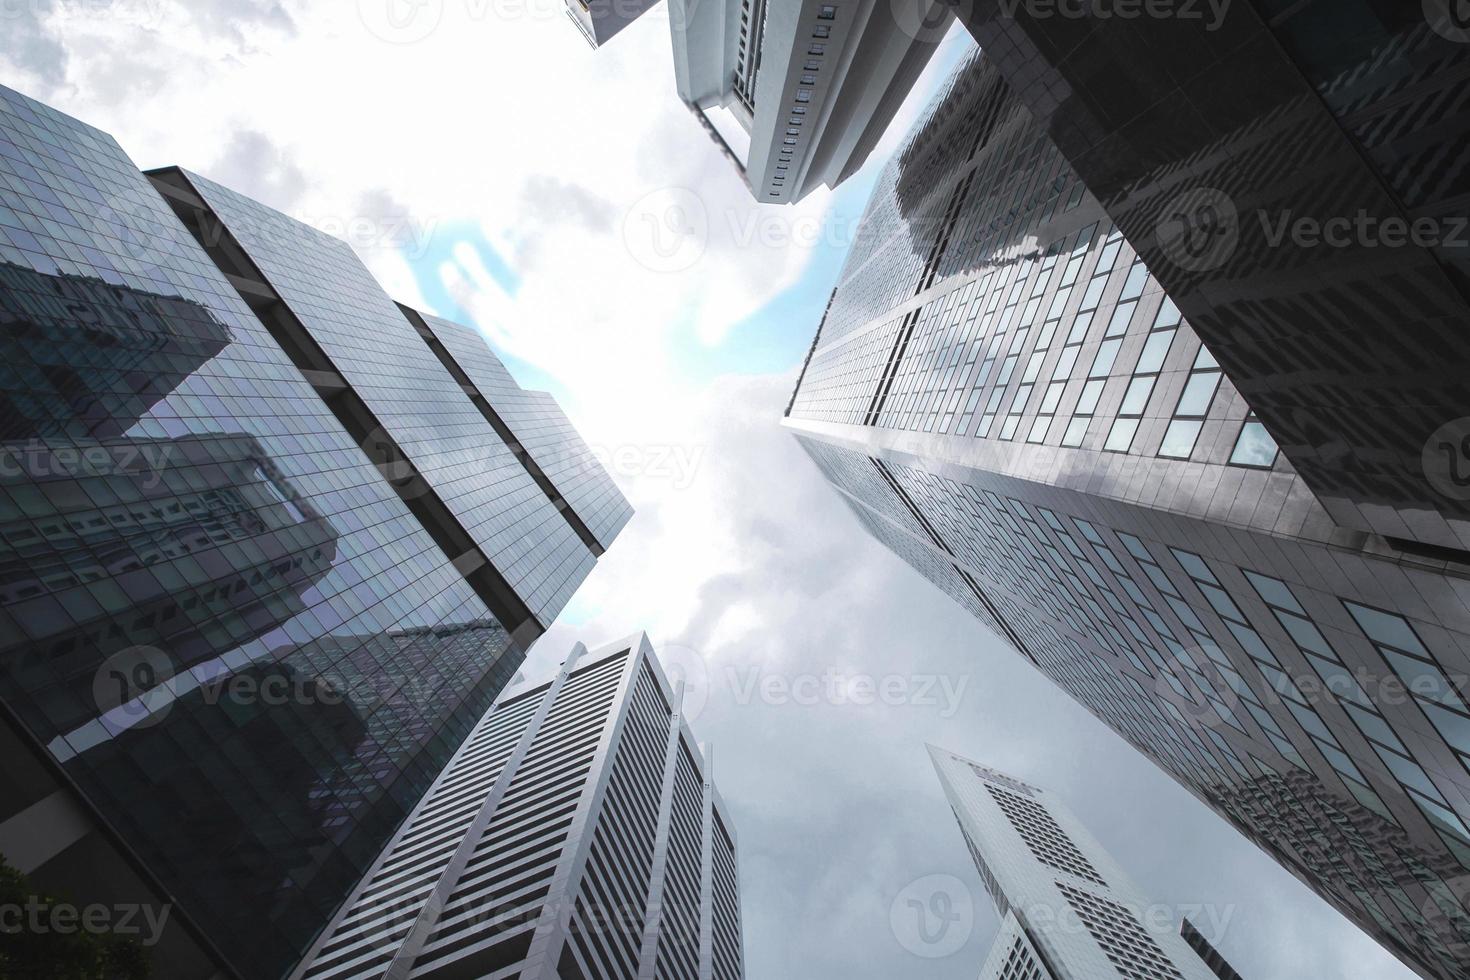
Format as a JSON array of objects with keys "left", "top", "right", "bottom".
[{"left": 0, "top": 857, "right": 149, "bottom": 980}]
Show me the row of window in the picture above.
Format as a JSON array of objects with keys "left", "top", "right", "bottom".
[
  {"left": 767, "top": 7, "right": 838, "bottom": 196},
  {"left": 865, "top": 456, "right": 1470, "bottom": 962}
]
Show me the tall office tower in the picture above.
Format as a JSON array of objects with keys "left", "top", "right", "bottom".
[
  {"left": 293, "top": 633, "right": 744, "bottom": 980},
  {"left": 589, "top": 0, "right": 949, "bottom": 203},
  {"left": 785, "top": 46, "right": 1470, "bottom": 980},
  {"left": 562, "top": 0, "right": 660, "bottom": 48},
  {"left": 929, "top": 747, "right": 1225, "bottom": 980},
  {"left": 0, "top": 85, "right": 630, "bottom": 980},
  {"left": 931, "top": 0, "right": 1470, "bottom": 559}
]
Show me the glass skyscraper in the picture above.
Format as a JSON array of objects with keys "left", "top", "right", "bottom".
[
  {"left": 786, "top": 46, "right": 1470, "bottom": 980},
  {"left": 0, "top": 85, "right": 629, "bottom": 979}
]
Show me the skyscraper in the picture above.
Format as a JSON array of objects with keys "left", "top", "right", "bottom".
[
  {"left": 929, "top": 746, "right": 1228, "bottom": 980},
  {"left": 785, "top": 47, "right": 1470, "bottom": 980},
  {"left": 562, "top": 0, "right": 660, "bottom": 48},
  {"left": 0, "top": 85, "right": 629, "bottom": 979},
  {"left": 674, "top": 0, "right": 957, "bottom": 203},
  {"left": 293, "top": 633, "right": 744, "bottom": 980},
  {"left": 580, "top": 0, "right": 952, "bottom": 203},
  {"left": 937, "top": 0, "right": 1470, "bottom": 553}
]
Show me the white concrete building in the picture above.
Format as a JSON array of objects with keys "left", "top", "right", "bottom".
[
  {"left": 670, "top": 0, "right": 952, "bottom": 203},
  {"left": 295, "top": 635, "right": 743, "bottom": 980},
  {"left": 929, "top": 746, "right": 1230, "bottom": 980}
]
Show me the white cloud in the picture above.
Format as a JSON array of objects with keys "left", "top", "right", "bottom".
[{"left": 0, "top": 2, "right": 831, "bottom": 434}]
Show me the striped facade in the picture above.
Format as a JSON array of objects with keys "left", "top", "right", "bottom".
[
  {"left": 295, "top": 635, "right": 743, "bottom": 980},
  {"left": 930, "top": 747, "right": 1223, "bottom": 980}
]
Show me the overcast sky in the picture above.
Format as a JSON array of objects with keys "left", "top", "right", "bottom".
[{"left": 0, "top": 3, "right": 1421, "bottom": 977}]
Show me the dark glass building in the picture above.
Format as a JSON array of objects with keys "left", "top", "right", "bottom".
[
  {"left": 0, "top": 86, "right": 629, "bottom": 979},
  {"left": 786, "top": 45, "right": 1470, "bottom": 980}
]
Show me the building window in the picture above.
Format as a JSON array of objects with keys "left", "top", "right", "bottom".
[
  {"left": 1055, "top": 227, "right": 1126, "bottom": 447},
  {"left": 1239, "top": 571, "right": 1464, "bottom": 840},
  {"left": 813, "top": 24, "right": 831, "bottom": 37},
  {"left": 1157, "top": 346, "right": 1221, "bottom": 459},
  {"left": 1103, "top": 297, "right": 1178, "bottom": 453},
  {"left": 1346, "top": 602, "right": 1470, "bottom": 787},
  {"left": 1168, "top": 547, "right": 1407, "bottom": 816},
  {"left": 986, "top": 784, "right": 1108, "bottom": 886},
  {"left": 818, "top": 4, "right": 837, "bottom": 18},
  {"left": 1229, "top": 414, "right": 1278, "bottom": 468}
]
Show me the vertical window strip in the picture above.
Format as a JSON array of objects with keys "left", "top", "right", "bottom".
[
  {"left": 1053, "top": 227, "right": 1126, "bottom": 448},
  {"left": 1103, "top": 295, "right": 1179, "bottom": 454},
  {"left": 1157, "top": 344, "right": 1222, "bottom": 459}
]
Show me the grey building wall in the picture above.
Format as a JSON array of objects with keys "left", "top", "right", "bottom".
[
  {"left": 665, "top": 0, "right": 952, "bottom": 203},
  {"left": 785, "top": 49, "right": 1470, "bottom": 980},
  {"left": 293, "top": 634, "right": 743, "bottom": 980},
  {"left": 937, "top": 0, "right": 1470, "bottom": 555},
  {"left": 561, "top": 0, "right": 660, "bottom": 49}
]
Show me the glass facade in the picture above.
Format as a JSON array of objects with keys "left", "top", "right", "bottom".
[
  {"left": 943, "top": 0, "right": 1470, "bottom": 555},
  {"left": 787, "top": 50, "right": 1470, "bottom": 980},
  {"left": 0, "top": 85, "right": 627, "bottom": 979},
  {"left": 414, "top": 310, "right": 632, "bottom": 553}
]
